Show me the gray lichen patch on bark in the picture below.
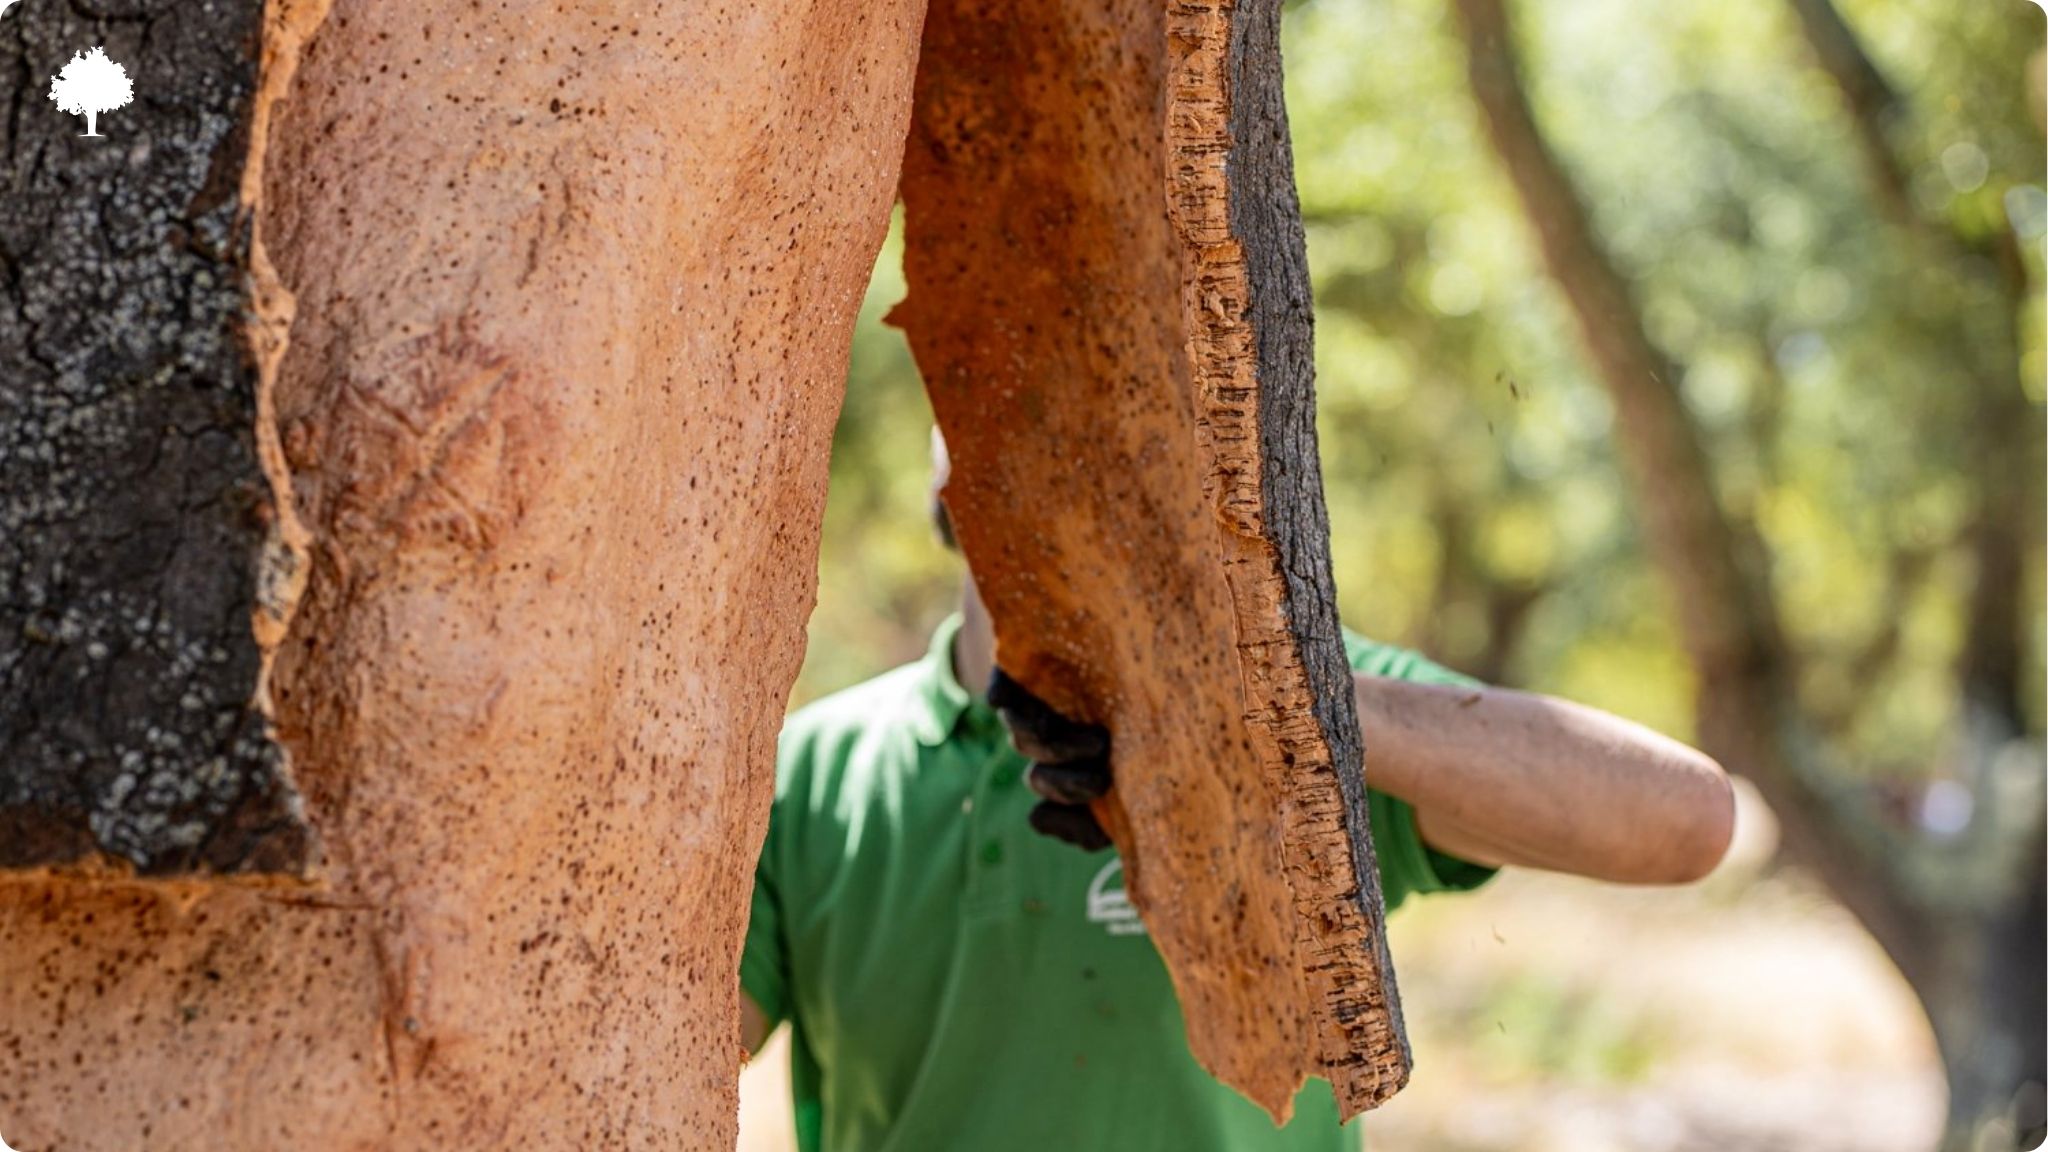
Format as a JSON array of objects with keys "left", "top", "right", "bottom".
[{"left": 0, "top": 0, "right": 313, "bottom": 875}]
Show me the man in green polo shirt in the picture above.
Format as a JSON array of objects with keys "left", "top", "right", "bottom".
[{"left": 742, "top": 472, "right": 1735, "bottom": 1152}]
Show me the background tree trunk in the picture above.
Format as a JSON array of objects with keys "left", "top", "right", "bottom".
[
  {"left": 1783, "top": 0, "right": 2043, "bottom": 740},
  {"left": 1450, "top": 1, "right": 2046, "bottom": 1147}
]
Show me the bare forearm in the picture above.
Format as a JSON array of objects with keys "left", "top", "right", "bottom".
[{"left": 1356, "top": 675, "right": 1734, "bottom": 883}]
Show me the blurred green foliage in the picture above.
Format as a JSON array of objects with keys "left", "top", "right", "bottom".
[
  {"left": 797, "top": 0, "right": 2045, "bottom": 803},
  {"left": 796, "top": 210, "right": 956, "bottom": 700},
  {"left": 1468, "top": 972, "right": 1669, "bottom": 1086}
]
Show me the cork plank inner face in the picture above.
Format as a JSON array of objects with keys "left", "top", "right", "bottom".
[{"left": 895, "top": 0, "right": 1410, "bottom": 1122}]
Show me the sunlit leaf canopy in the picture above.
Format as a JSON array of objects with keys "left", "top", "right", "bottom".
[{"left": 801, "top": 0, "right": 2045, "bottom": 792}]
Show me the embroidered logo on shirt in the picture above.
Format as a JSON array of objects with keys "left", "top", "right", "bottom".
[{"left": 1086, "top": 858, "right": 1146, "bottom": 937}]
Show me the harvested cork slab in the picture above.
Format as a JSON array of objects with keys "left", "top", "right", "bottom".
[{"left": 895, "top": 0, "right": 1411, "bottom": 1122}]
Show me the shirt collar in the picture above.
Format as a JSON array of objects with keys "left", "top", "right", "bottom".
[{"left": 909, "top": 613, "right": 999, "bottom": 747}]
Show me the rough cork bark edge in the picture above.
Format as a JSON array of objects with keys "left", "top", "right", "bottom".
[
  {"left": 243, "top": 0, "right": 330, "bottom": 671},
  {"left": 1163, "top": 0, "right": 1412, "bottom": 1116},
  {"left": 227, "top": 0, "right": 336, "bottom": 880}
]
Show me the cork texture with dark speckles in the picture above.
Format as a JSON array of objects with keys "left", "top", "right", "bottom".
[
  {"left": 1, "top": 0, "right": 928, "bottom": 1146},
  {"left": 895, "top": 0, "right": 1409, "bottom": 1121}
]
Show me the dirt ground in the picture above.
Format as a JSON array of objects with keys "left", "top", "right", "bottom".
[{"left": 736, "top": 783, "right": 1945, "bottom": 1151}]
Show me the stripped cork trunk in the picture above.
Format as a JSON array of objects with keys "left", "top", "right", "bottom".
[{"left": 2, "top": 0, "right": 926, "bottom": 1146}]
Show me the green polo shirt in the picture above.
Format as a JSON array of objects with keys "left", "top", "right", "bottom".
[{"left": 744, "top": 617, "right": 1493, "bottom": 1152}]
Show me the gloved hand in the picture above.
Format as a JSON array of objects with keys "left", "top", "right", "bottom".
[{"left": 986, "top": 668, "right": 1114, "bottom": 852}]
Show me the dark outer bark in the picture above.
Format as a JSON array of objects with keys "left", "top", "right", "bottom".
[
  {"left": 0, "top": 0, "right": 312, "bottom": 874},
  {"left": 1220, "top": 0, "right": 1413, "bottom": 1107}
]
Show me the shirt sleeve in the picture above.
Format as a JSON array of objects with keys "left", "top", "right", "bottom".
[
  {"left": 1342, "top": 627, "right": 1499, "bottom": 907},
  {"left": 740, "top": 814, "right": 792, "bottom": 1030},
  {"left": 1367, "top": 790, "right": 1499, "bottom": 912}
]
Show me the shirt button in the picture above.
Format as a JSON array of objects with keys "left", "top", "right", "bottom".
[{"left": 980, "top": 839, "right": 1005, "bottom": 865}]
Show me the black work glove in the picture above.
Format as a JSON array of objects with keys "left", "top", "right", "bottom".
[{"left": 986, "top": 668, "right": 1114, "bottom": 853}]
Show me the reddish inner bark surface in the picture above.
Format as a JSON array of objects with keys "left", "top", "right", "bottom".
[
  {"left": 896, "top": 0, "right": 1407, "bottom": 1121},
  {"left": 897, "top": 0, "right": 1409, "bottom": 1123}
]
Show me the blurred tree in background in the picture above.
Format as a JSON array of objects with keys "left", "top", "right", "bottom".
[
  {"left": 797, "top": 220, "right": 959, "bottom": 698},
  {"left": 1442, "top": 1, "right": 2043, "bottom": 1147},
  {"left": 798, "top": 1, "right": 2046, "bottom": 1147}
]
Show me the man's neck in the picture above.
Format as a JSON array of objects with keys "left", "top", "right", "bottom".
[{"left": 952, "top": 576, "right": 997, "bottom": 700}]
